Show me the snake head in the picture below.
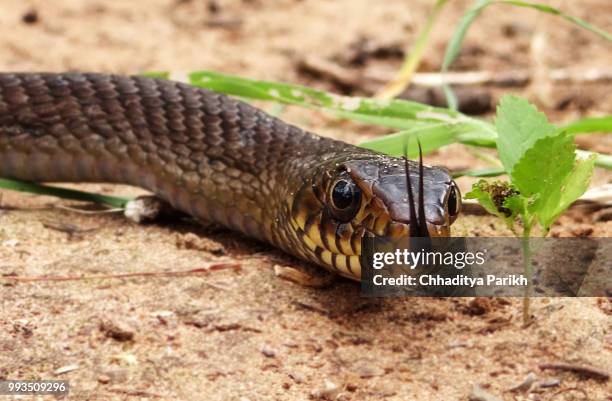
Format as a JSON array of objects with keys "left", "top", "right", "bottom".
[{"left": 286, "top": 149, "right": 461, "bottom": 280}]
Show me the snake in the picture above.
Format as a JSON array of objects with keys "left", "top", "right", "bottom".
[{"left": 0, "top": 73, "right": 462, "bottom": 281}]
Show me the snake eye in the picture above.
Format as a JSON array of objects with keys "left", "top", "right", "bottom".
[
  {"left": 329, "top": 176, "right": 362, "bottom": 222},
  {"left": 447, "top": 182, "right": 462, "bottom": 223}
]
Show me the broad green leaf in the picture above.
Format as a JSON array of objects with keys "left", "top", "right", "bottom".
[
  {"left": 510, "top": 133, "right": 596, "bottom": 230},
  {"left": 510, "top": 132, "right": 575, "bottom": 197},
  {"left": 546, "top": 154, "right": 597, "bottom": 229},
  {"left": 495, "top": 95, "right": 557, "bottom": 172}
]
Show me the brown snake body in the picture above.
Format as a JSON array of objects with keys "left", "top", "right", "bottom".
[{"left": 0, "top": 73, "right": 461, "bottom": 280}]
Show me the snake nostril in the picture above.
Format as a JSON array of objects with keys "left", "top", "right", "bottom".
[{"left": 447, "top": 182, "right": 462, "bottom": 223}]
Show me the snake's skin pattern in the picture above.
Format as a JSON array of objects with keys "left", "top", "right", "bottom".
[{"left": 0, "top": 73, "right": 456, "bottom": 280}]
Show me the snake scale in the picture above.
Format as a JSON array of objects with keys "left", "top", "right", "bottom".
[{"left": 0, "top": 73, "right": 461, "bottom": 280}]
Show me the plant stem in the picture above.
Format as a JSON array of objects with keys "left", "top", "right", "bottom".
[{"left": 521, "top": 222, "right": 533, "bottom": 327}]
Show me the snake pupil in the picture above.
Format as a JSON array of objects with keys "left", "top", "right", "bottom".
[
  {"left": 329, "top": 177, "right": 362, "bottom": 222},
  {"left": 332, "top": 180, "right": 353, "bottom": 209}
]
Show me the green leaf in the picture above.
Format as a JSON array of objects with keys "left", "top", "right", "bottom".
[
  {"left": 502, "top": 194, "right": 528, "bottom": 224},
  {"left": 510, "top": 133, "right": 596, "bottom": 231},
  {"left": 510, "top": 132, "right": 575, "bottom": 197},
  {"left": 465, "top": 179, "right": 522, "bottom": 230},
  {"left": 550, "top": 154, "right": 597, "bottom": 226},
  {"left": 495, "top": 95, "right": 557, "bottom": 172}
]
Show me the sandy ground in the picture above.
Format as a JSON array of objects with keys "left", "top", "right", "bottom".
[{"left": 0, "top": 1, "right": 611, "bottom": 400}]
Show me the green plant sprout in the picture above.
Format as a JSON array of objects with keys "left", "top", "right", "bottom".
[{"left": 465, "top": 95, "right": 597, "bottom": 325}]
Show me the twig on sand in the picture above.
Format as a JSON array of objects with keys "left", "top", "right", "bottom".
[
  {"left": 0, "top": 262, "right": 241, "bottom": 282},
  {"left": 539, "top": 362, "right": 610, "bottom": 381}
]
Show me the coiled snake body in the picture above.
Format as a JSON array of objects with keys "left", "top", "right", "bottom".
[{"left": 0, "top": 73, "right": 461, "bottom": 280}]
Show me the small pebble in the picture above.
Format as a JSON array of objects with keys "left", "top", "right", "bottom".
[
  {"left": 22, "top": 9, "right": 38, "bottom": 24},
  {"left": 539, "top": 378, "right": 561, "bottom": 388},
  {"left": 100, "top": 319, "right": 136, "bottom": 342},
  {"left": 353, "top": 362, "right": 385, "bottom": 378},
  {"left": 261, "top": 344, "right": 276, "bottom": 358},
  {"left": 466, "top": 297, "right": 492, "bottom": 316},
  {"left": 372, "top": 381, "right": 398, "bottom": 397},
  {"left": 54, "top": 364, "right": 79, "bottom": 375},
  {"left": 97, "top": 374, "right": 111, "bottom": 384},
  {"left": 288, "top": 371, "right": 305, "bottom": 384},
  {"left": 176, "top": 232, "right": 226, "bottom": 255},
  {"left": 151, "top": 310, "right": 175, "bottom": 318},
  {"left": 509, "top": 372, "right": 537, "bottom": 392},
  {"left": 469, "top": 384, "right": 503, "bottom": 401},
  {"left": 310, "top": 380, "right": 339, "bottom": 399}
]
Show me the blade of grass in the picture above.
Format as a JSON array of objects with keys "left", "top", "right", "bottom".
[
  {"left": 185, "top": 69, "right": 498, "bottom": 141},
  {"left": 376, "top": 0, "right": 449, "bottom": 99},
  {"left": 562, "top": 116, "right": 612, "bottom": 135},
  {"left": 0, "top": 178, "right": 132, "bottom": 208},
  {"left": 358, "top": 121, "right": 496, "bottom": 157},
  {"left": 440, "top": 0, "right": 492, "bottom": 110},
  {"left": 184, "top": 70, "right": 612, "bottom": 169},
  {"left": 441, "top": 0, "right": 612, "bottom": 108},
  {"left": 187, "top": 71, "right": 480, "bottom": 129},
  {"left": 452, "top": 167, "right": 505, "bottom": 178},
  {"left": 499, "top": 1, "right": 612, "bottom": 42}
]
